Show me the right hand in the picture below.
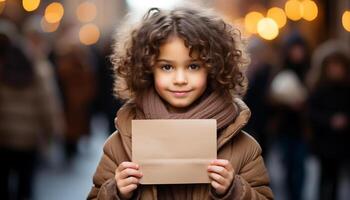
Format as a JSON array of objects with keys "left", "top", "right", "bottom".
[{"left": 115, "top": 162, "right": 143, "bottom": 199}]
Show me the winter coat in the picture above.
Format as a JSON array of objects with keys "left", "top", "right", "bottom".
[
  {"left": 87, "top": 99, "right": 273, "bottom": 200},
  {"left": 308, "top": 84, "right": 350, "bottom": 160}
]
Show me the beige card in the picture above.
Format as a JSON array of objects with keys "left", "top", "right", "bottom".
[{"left": 132, "top": 119, "right": 217, "bottom": 185}]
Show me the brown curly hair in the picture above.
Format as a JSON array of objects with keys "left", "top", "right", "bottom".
[{"left": 111, "top": 6, "right": 249, "bottom": 101}]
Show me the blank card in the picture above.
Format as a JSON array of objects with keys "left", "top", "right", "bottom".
[{"left": 132, "top": 119, "right": 216, "bottom": 184}]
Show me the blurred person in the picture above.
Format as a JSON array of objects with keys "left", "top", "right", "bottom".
[
  {"left": 53, "top": 31, "right": 97, "bottom": 160},
  {"left": 308, "top": 50, "right": 350, "bottom": 200},
  {"left": 244, "top": 36, "right": 277, "bottom": 156},
  {"left": 22, "top": 16, "right": 65, "bottom": 151},
  {"left": 269, "top": 33, "right": 311, "bottom": 200},
  {"left": 0, "top": 20, "right": 56, "bottom": 200},
  {"left": 94, "top": 38, "right": 123, "bottom": 134}
]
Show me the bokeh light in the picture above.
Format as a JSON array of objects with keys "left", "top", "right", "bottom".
[
  {"left": 342, "top": 11, "right": 350, "bottom": 32},
  {"left": 302, "top": 0, "right": 318, "bottom": 21},
  {"left": 76, "top": 1, "right": 97, "bottom": 23},
  {"left": 44, "top": 2, "right": 64, "bottom": 23},
  {"left": 285, "top": 0, "right": 303, "bottom": 21},
  {"left": 79, "top": 23, "right": 100, "bottom": 45},
  {"left": 22, "top": 0, "right": 40, "bottom": 12},
  {"left": 267, "top": 7, "right": 287, "bottom": 28},
  {"left": 40, "top": 17, "right": 60, "bottom": 33},
  {"left": 245, "top": 11, "right": 264, "bottom": 34},
  {"left": 257, "top": 17, "right": 279, "bottom": 40},
  {"left": 0, "top": 0, "right": 5, "bottom": 15}
]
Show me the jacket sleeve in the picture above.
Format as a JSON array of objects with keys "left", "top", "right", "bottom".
[
  {"left": 87, "top": 133, "right": 140, "bottom": 200},
  {"left": 210, "top": 134, "right": 274, "bottom": 200}
]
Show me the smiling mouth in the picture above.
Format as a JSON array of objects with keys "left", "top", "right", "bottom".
[{"left": 169, "top": 90, "right": 191, "bottom": 97}]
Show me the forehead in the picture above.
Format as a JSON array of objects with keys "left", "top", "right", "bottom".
[{"left": 157, "top": 36, "right": 199, "bottom": 59}]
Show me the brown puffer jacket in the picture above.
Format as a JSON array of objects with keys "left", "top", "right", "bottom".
[{"left": 87, "top": 99, "right": 273, "bottom": 200}]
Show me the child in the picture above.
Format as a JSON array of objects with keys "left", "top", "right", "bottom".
[{"left": 88, "top": 6, "right": 273, "bottom": 200}]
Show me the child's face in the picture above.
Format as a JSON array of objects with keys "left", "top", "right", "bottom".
[{"left": 153, "top": 36, "right": 208, "bottom": 110}]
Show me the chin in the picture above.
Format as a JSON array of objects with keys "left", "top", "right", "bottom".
[{"left": 169, "top": 101, "right": 191, "bottom": 109}]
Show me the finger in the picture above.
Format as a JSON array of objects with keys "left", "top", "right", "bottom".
[
  {"left": 118, "top": 176, "right": 140, "bottom": 188},
  {"left": 117, "top": 162, "right": 139, "bottom": 172},
  {"left": 119, "top": 168, "right": 143, "bottom": 179},
  {"left": 119, "top": 184, "right": 138, "bottom": 195},
  {"left": 208, "top": 172, "right": 227, "bottom": 186},
  {"left": 211, "top": 180, "right": 225, "bottom": 194},
  {"left": 210, "top": 159, "right": 233, "bottom": 171},
  {"left": 208, "top": 165, "right": 229, "bottom": 178}
]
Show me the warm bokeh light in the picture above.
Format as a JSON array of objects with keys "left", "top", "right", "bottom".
[
  {"left": 22, "top": 0, "right": 40, "bottom": 12},
  {"left": 245, "top": 11, "right": 264, "bottom": 34},
  {"left": 79, "top": 23, "right": 100, "bottom": 45},
  {"left": 40, "top": 17, "right": 60, "bottom": 33},
  {"left": 257, "top": 17, "right": 279, "bottom": 40},
  {"left": 302, "top": 0, "right": 318, "bottom": 21},
  {"left": 285, "top": 0, "right": 303, "bottom": 21},
  {"left": 0, "top": 0, "right": 5, "bottom": 15},
  {"left": 44, "top": 2, "right": 64, "bottom": 23},
  {"left": 342, "top": 11, "right": 350, "bottom": 32},
  {"left": 76, "top": 1, "right": 97, "bottom": 23},
  {"left": 267, "top": 7, "right": 287, "bottom": 28}
]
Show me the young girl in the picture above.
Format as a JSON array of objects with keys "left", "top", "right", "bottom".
[{"left": 88, "top": 6, "right": 273, "bottom": 200}]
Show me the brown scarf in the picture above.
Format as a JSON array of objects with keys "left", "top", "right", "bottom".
[{"left": 134, "top": 88, "right": 237, "bottom": 130}]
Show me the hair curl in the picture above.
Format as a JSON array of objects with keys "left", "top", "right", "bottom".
[{"left": 111, "top": 6, "right": 249, "bottom": 101}]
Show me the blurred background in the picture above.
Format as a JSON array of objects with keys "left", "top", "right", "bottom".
[{"left": 0, "top": 0, "right": 349, "bottom": 199}]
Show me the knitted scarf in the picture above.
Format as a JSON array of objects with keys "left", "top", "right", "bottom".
[{"left": 134, "top": 88, "right": 237, "bottom": 130}]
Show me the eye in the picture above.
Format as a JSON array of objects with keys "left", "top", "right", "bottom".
[
  {"left": 188, "top": 63, "right": 201, "bottom": 70},
  {"left": 161, "top": 64, "right": 173, "bottom": 72}
]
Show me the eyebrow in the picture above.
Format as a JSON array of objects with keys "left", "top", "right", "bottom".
[{"left": 156, "top": 58, "right": 200, "bottom": 63}]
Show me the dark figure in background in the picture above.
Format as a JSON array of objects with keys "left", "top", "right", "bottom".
[
  {"left": 269, "top": 34, "right": 310, "bottom": 200},
  {"left": 0, "top": 31, "right": 54, "bottom": 199},
  {"left": 308, "top": 52, "right": 350, "bottom": 200},
  {"left": 95, "top": 41, "right": 123, "bottom": 134},
  {"left": 244, "top": 37, "right": 276, "bottom": 155},
  {"left": 54, "top": 43, "right": 97, "bottom": 160}
]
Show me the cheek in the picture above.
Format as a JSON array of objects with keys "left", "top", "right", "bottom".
[
  {"left": 194, "top": 73, "right": 208, "bottom": 90},
  {"left": 153, "top": 73, "right": 168, "bottom": 90}
]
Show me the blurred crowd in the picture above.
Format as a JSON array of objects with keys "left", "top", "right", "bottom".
[
  {"left": 0, "top": 14, "right": 123, "bottom": 199},
  {"left": 0, "top": 1, "right": 349, "bottom": 200}
]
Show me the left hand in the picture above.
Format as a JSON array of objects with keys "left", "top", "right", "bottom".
[{"left": 207, "top": 159, "right": 235, "bottom": 195}]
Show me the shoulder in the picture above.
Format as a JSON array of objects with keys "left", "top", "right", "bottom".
[
  {"left": 237, "top": 131, "right": 261, "bottom": 152},
  {"left": 229, "top": 131, "right": 263, "bottom": 165},
  {"left": 102, "top": 131, "right": 127, "bottom": 164}
]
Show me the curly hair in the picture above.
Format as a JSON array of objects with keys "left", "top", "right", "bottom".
[{"left": 111, "top": 6, "right": 249, "bottom": 101}]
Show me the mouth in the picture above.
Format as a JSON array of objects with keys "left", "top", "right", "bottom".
[{"left": 169, "top": 90, "right": 192, "bottom": 97}]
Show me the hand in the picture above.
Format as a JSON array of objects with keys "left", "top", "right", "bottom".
[
  {"left": 115, "top": 162, "right": 143, "bottom": 199},
  {"left": 207, "top": 159, "right": 235, "bottom": 195}
]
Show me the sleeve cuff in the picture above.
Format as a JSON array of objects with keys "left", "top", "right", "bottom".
[
  {"left": 98, "top": 178, "right": 140, "bottom": 200},
  {"left": 209, "top": 175, "right": 247, "bottom": 200}
]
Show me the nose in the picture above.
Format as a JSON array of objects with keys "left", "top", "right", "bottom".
[{"left": 174, "top": 69, "right": 188, "bottom": 85}]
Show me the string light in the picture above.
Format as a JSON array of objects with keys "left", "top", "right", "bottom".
[
  {"left": 302, "top": 0, "right": 318, "bottom": 21},
  {"left": 285, "top": 0, "right": 303, "bottom": 21},
  {"left": 79, "top": 23, "right": 100, "bottom": 45},
  {"left": 0, "top": 0, "right": 5, "bottom": 15},
  {"left": 44, "top": 2, "right": 64, "bottom": 23},
  {"left": 22, "top": 0, "right": 40, "bottom": 12},
  {"left": 76, "top": 1, "right": 97, "bottom": 23},
  {"left": 245, "top": 11, "right": 264, "bottom": 34},
  {"left": 342, "top": 11, "right": 350, "bottom": 32},
  {"left": 257, "top": 17, "right": 279, "bottom": 40},
  {"left": 267, "top": 7, "right": 287, "bottom": 28}
]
